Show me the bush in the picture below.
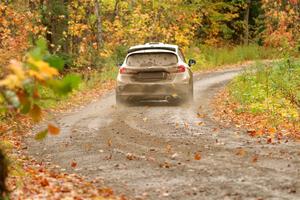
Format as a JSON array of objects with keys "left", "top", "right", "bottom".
[
  {"left": 229, "top": 59, "right": 300, "bottom": 125},
  {"left": 186, "top": 44, "right": 279, "bottom": 71}
]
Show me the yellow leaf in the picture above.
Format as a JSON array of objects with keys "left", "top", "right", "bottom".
[
  {"left": 28, "top": 56, "right": 58, "bottom": 80},
  {"left": 268, "top": 128, "right": 276, "bottom": 134},
  {"left": 0, "top": 75, "right": 22, "bottom": 89},
  {"left": 29, "top": 104, "right": 42, "bottom": 122}
]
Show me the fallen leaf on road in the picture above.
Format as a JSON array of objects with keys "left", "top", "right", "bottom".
[
  {"left": 40, "top": 178, "right": 49, "bottom": 187},
  {"left": 256, "top": 129, "right": 264, "bottom": 136},
  {"left": 184, "top": 122, "right": 189, "bottom": 129},
  {"left": 247, "top": 129, "right": 257, "bottom": 137},
  {"left": 71, "top": 160, "right": 77, "bottom": 168},
  {"left": 143, "top": 117, "right": 148, "bottom": 122},
  {"left": 197, "top": 113, "right": 206, "bottom": 118},
  {"left": 166, "top": 144, "right": 172, "bottom": 153},
  {"left": 194, "top": 152, "right": 201, "bottom": 160},
  {"left": 197, "top": 121, "right": 205, "bottom": 126},
  {"left": 98, "top": 188, "right": 114, "bottom": 197},
  {"left": 212, "top": 127, "right": 219, "bottom": 132},
  {"left": 252, "top": 155, "right": 258, "bottom": 163},
  {"left": 159, "top": 161, "right": 171, "bottom": 168},
  {"left": 235, "top": 148, "right": 246, "bottom": 156},
  {"left": 268, "top": 127, "right": 276, "bottom": 134},
  {"left": 126, "top": 153, "right": 136, "bottom": 160},
  {"left": 107, "top": 139, "right": 112, "bottom": 147},
  {"left": 267, "top": 137, "right": 273, "bottom": 144}
]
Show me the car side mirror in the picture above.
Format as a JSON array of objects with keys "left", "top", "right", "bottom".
[
  {"left": 188, "top": 59, "right": 196, "bottom": 67},
  {"left": 117, "top": 62, "right": 123, "bottom": 67}
]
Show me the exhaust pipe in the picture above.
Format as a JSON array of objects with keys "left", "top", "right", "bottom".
[{"left": 165, "top": 96, "right": 172, "bottom": 102}]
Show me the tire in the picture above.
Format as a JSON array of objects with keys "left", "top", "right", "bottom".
[{"left": 116, "top": 95, "right": 127, "bottom": 105}]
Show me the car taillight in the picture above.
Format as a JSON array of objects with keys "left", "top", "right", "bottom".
[
  {"left": 119, "top": 67, "right": 127, "bottom": 74},
  {"left": 177, "top": 65, "right": 186, "bottom": 73}
]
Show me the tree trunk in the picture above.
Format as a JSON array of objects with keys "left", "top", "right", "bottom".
[
  {"left": 244, "top": 0, "right": 251, "bottom": 45},
  {"left": 94, "top": 0, "right": 103, "bottom": 49},
  {"left": 0, "top": 149, "right": 8, "bottom": 198},
  {"left": 113, "top": 0, "right": 120, "bottom": 20}
]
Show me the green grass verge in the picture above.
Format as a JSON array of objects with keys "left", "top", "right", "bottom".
[
  {"left": 186, "top": 44, "right": 280, "bottom": 71},
  {"left": 228, "top": 59, "right": 300, "bottom": 127}
]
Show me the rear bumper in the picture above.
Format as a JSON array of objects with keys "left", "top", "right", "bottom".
[{"left": 116, "top": 83, "right": 190, "bottom": 100}]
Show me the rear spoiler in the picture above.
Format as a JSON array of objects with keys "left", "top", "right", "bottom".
[{"left": 128, "top": 47, "right": 176, "bottom": 53}]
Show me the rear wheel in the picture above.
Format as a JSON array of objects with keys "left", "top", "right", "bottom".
[{"left": 116, "top": 95, "right": 127, "bottom": 105}]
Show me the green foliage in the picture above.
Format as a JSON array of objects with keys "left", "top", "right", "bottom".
[
  {"left": 0, "top": 38, "right": 81, "bottom": 121},
  {"left": 44, "top": 55, "right": 65, "bottom": 71},
  {"left": 229, "top": 59, "right": 300, "bottom": 125},
  {"left": 187, "top": 44, "right": 278, "bottom": 71},
  {"left": 48, "top": 74, "right": 81, "bottom": 96}
]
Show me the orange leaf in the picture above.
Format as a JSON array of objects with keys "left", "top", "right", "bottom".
[
  {"left": 107, "top": 139, "right": 112, "bottom": 147},
  {"left": 268, "top": 127, "right": 276, "bottom": 134},
  {"left": 256, "top": 129, "right": 264, "bottom": 136},
  {"left": 235, "top": 148, "right": 246, "bottom": 156},
  {"left": 40, "top": 178, "right": 49, "bottom": 187},
  {"left": 71, "top": 161, "right": 77, "bottom": 168},
  {"left": 99, "top": 188, "right": 114, "bottom": 197},
  {"left": 252, "top": 155, "right": 258, "bottom": 163},
  {"left": 267, "top": 138, "right": 273, "bottom": 144},
  {"left": 194, "top": 152, "right": 201, "bottom": 160},
  {"left": 48, "top": 124, "right": 60, "bottom": 135},
  {"left": 247, "top": 129, "right": 256, "bottom": 137}
]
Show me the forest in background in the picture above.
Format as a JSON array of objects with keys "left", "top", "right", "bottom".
[{"left": 1, "top": 0, "right": 299, "bottom": 70}]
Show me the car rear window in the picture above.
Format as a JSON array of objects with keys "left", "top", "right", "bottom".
[{"left": 126, "top": 52, "right": 178, "bottom": 67}]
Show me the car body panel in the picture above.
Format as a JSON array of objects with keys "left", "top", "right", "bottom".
[{"left": 116, "top": 43, "right": 194, "bottom": 103}]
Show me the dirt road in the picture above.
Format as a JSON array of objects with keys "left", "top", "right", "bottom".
[{"left": 27, "top": 68, "right": 300, "bottom": 200}]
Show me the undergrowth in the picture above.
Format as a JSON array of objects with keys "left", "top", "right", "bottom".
[
  {"left": 188, "top": 44, "right": 280, "bottom": 71},
  {"left": 228, "top": 59, "right": 300, "bottom": 129}
]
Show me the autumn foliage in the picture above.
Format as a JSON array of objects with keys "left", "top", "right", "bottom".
[{"left": 0, "top": 0, "right": 299, "bottom": 199}]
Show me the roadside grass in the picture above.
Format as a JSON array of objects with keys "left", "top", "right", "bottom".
[
  {"left": 227, "top": 59, "right": 300, "bottom": 133},
  {"left": 187, "top": 44, "right": 280, "bottom": 71}
]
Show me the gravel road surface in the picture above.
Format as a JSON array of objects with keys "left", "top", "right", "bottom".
[{"left": 27, "top": 68, "right": 300, "bottom": 200}]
